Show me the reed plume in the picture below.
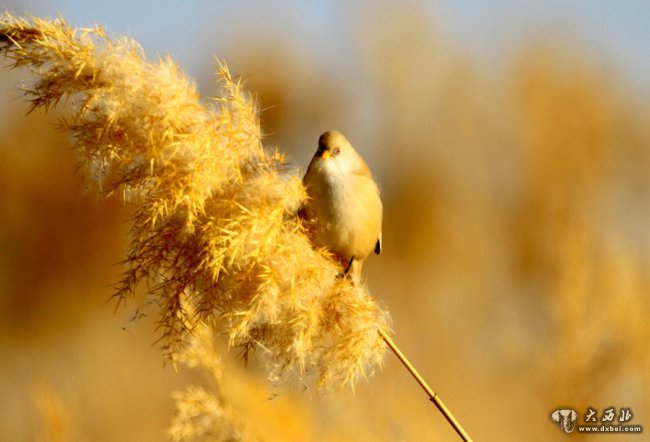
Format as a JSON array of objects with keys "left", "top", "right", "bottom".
[
  {"left": 168, "top": 325, "right": 248, "bottom": 441},
  {"left": 0, "top": 13, "right": 389, "bottom": 388}
]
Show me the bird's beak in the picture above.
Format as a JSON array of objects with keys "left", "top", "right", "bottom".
[{"left": 320, "top": 150, "right": 331, "bottom": 160}]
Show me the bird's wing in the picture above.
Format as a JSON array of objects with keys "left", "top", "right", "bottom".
[{"left": 375, "top": 232, "right": 382, "bottom": 255}]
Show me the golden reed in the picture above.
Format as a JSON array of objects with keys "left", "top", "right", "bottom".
[{"left": 0, "top": 14, "right": 389, "bottom": 389}]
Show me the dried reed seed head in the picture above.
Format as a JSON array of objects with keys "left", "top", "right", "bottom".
[
  {"left": 168, "top": 386, "right": 244, "bottom": 442},
  {"left": 0, "top": 13, "right": 390, "bottom": 389}
]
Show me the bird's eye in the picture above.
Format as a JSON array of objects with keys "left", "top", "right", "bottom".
[{"left": 333, "top": 147, "right": 341, "bottom": 156}]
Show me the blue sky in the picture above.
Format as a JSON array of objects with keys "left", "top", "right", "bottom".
[{"left": 4, "top": 0, "right": 649, "bottom": 92}]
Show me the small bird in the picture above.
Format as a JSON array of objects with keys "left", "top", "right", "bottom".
[{"left": 302, "top": 130, "right": 383, "bottom": 282}]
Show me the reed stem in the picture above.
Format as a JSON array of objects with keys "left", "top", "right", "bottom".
[{"left": 378, "top": 328, "right": 473, "bottom": 442}]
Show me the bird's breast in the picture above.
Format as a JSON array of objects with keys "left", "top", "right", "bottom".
[{"left": 304, "top": 168, "right": 382, "bottom": 261}]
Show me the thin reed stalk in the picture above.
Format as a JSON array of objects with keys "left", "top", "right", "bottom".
[{"left": 378, "top": 328, "right": 473, "bottom": 442}]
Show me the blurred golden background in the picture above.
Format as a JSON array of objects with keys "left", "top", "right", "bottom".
[{"left": 2, "top": 1, "right": 650, "bottom": 441}]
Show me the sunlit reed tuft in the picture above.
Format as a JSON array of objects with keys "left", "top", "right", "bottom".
[{"left": 0, "top": 13, "right": 390, "bottom": 388}]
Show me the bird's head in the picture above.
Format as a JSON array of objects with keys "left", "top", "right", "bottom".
[{"left": 314, "top": 130, "right": 365, "bottom": 175}]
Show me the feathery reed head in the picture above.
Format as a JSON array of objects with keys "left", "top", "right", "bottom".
[{"left": 0, "top": 13, "right": 389, "bottom": 388}]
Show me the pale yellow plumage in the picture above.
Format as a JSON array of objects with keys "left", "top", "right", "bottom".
[{"left": 302, "top": 131, "right": 383, "bottom": 282}]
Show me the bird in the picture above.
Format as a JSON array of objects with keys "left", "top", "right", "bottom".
[{"left": 302, "top": 130, "right": 383, "bottom": 282}]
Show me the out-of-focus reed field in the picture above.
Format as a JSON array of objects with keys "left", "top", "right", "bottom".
[{"left": 1, "top": 4, "right": 649, "bottom": 442}]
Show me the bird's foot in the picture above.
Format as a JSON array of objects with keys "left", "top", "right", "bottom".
[
  {"left": 336, "top": 257, "right": 359, "bottom": 284},
  {"left": 342, "top": 257, "right": 354, "bottom": 276}
]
